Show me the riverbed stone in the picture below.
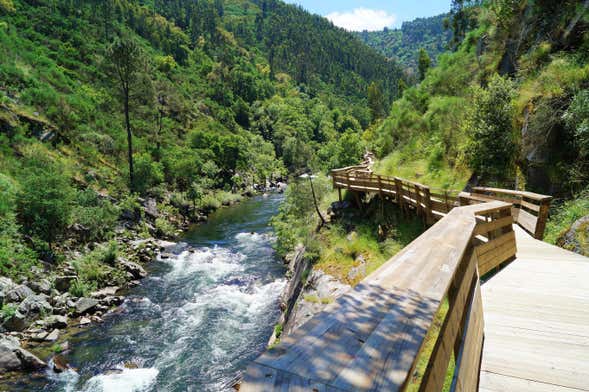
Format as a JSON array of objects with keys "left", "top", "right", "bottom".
[
  {"left": 5, "top": 285, "right": 35, "bottom": 303},
  {"left": 91, "top": 286, "right": 119, "bottom": 299},
  {"left": 54, "top": 276, "right": 76, "bottom": 293},
  {"left": 3, "top": 311, "right": 28, "bottom": 332},
  {"left": 74, "top": 298, "right": 99, "bottom": 315},
  {"left": 79, "top": 317, "right": 91, "bottom": 326},
  {"left": 29, "top": 279, "right": 52, "bottom": 295},
  {"left": 43, "top": 315, "right": 68, "bottom": 329},
  {"left": 17, "top": 294, "right": 53, "bottom": 322},
  {"left": 118, "top": 258, "right": 147, "bottom": 279},
  {"left": 0, "top": 335, "right": 22, "bottom": 371},
  {"left": 44, "top": 329, "right": 59, "bottom": 342},
  {"left": 15, "top": 348, "right": 46, "bottom": 370}
]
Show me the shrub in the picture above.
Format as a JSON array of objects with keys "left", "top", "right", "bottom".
[
  {"left": 466, "top": 74, "right": 516, "bottom": 181},
  {"left": 0, "top": 304, "right": 16, "bottom": 322},
  {"left": 17, "top": 150, "right": 74, "bottom": 248},
  {"left": 73, "top": 189, "right": 118, "bottom": 242},
  {"left": 134, "top": 153, "right": 164, "bottom": 195},
  {"left": 69, "top": 279, "right": 96, "bottom": 297}
]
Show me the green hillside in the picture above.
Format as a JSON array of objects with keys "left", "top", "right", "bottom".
[
  {"left": 356, "top": 14, "right": 452, "bottom": 75},
  {"left": 0, "top": 0, "right": 400, "bottom": 283}
]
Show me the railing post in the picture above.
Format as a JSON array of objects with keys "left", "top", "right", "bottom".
[
  {"left": 534, "top": 199, "right": 551, "bottom": 240},
  {"left": 415, "top": 184, "right": 422, "bottom": 218},
  {"left": 346, "top": 170, "right": 350, "bottom": 190},
  {"left": 377, "top": 175, "right": 383, "bottom": 199},
  {"left": 423, "top": 187, "right": 433, "bottom": 225},
  {"left": 395, "top": 177, "right": 404, "bottom": 209}
]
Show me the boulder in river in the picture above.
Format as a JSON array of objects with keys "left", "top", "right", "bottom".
[
  {"left": 44, "top": 329, "right": 59, "bottom": 342},
  {"left": 15, "top": 348, "right": 46, "bottom": 370},
  {"left": 53, "top": 354, "right": 70, "bottom": 373},
  {"left": 74, "top": 297, "right": 99, "bottom": 315}
]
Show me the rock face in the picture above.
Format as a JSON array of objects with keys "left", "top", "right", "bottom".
[
  {"left": 74, "top": 297, "right": 99, "bottom": 315},
  {"left": 118, "top": 258, "right": 147, "bottom": 280},
  {"left": 557, "top": 215, "right": 589, "bottom": 256}
]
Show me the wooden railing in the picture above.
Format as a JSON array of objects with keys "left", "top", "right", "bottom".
[
  {"left": 241, "top": 201, "right": 516, "bottom": 391},
  {"left": 459, "top": 187, "right": 552, "bottom": 240},
  {"left": 331, "top": 169, "right": 551, "bottom": 239}
]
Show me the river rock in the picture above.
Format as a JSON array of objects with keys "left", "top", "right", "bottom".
[
  {"left": 5, "top": 285, "right": 35, "bottom": 303},
  {"left": 54, "top": 276, "right": 76, "bottom": 293},
  {"left": 15, "top": 348, "right": 46, "bottom": 370},
  {"left": 18, "top": 294, "right": 53, "bottom": 321},
  {"left": 91, "top": 286, "right": 119, "bottom": 299},
  {"left": 0, "top": 335, "right": 22, "bottom": 371},
  {"left": 43, "top": 315, "right": 68, "bottom": 329},
  {"left": 0, "top": 277, "right": 16, "bottom": 304},
  {"left": 74, "top": 298, "right": 99, "bottom": 315},
  {"left": 118, "top": 258, "right": 147, "bottom": 279},
  {"left": 144, "top": 198, "right": 159, "bottom": 219},
  {"left": 29, "top": 279, "right": 52, "bottom": 295},
  {"left": 3, "top": 311, "right": 27, "bottom": 332},
  {"left": 557, "top": 215, "right": 589, "bottom": 256},
  {"left": 79, "top": 317, "right": 91, "bottom": 326},
  {"left": 44, "top": 329, "right": 59, "bottom": 342},
  {"left": 53, "top": 354, "right": 69, "bottom": 373}
]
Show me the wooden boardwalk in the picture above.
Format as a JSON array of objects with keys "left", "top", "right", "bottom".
[
  {"left": 480, "top": 226, "right": 589, "bottom": 392},
  {"left": 240, "top": 166, "right": 589, "bottom": 392}
]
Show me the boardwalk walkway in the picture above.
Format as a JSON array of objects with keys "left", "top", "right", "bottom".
[
  {"left": 480, "top": 226, "right": 589, "bottom": 392},
  {"left": 241, "top": 166, "right": 589, "bottom": 391}
]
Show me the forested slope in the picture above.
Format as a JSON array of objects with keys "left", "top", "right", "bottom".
[
  {"left": 356, "top": 14, "right": 452, "bottom": 74},
  {"left": 0, "top": 0, "right": 401, "bottom": 291},
  {"left": 367, "top": 0, "right": 589, "bottom": 252}
]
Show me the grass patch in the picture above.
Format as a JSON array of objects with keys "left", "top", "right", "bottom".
[
  {"left": 545, "top": 190, "right": 589, "bottom": 255},
  {"left": 373, "top": 152, "right": 471, "bottom": 191},
  {"left": 406, "top": 299, "right": 455, "bottom": 392}
]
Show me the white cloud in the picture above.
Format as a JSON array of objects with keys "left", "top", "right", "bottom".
[{"left": 325, "top": 8, "right": 396, "bottom": 32}]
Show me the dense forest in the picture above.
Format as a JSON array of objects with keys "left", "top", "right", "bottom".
[
  {"left": 0, "top": 0, "right": 402, "bottom": 281},
  {"left": 356, "top": 14, "right": 452, "bottom": 76},
  {"left": 0, "top": 0, "right": 406, "bottom": 373}
]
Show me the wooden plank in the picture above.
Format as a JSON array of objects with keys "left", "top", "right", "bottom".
[
  {"left": 452, "top": 279, "right": 484, "bottom": 392},
  {"left": 473, "top": 216, "right": 513, "bottom": 236},
  {"left": 472, "top": 186, "right": 552, "bottom": 202},
  {"left": 516, "top": 208, "right": 537, "bottom": 235},
  {"left": 419, "top": 252, "right": 477, "bottom": 391},
  {"left": 480, "top": 371, "right": 587, "bottom": 392},
  {"left": 475, "top": 231, "right": 515, "bottom": 257}
]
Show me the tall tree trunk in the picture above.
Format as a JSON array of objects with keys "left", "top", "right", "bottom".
[{"left": 124, "top": 91, "right": 134, "bottom": 192}]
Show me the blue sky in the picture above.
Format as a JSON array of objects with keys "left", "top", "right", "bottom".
[{"left": 283, "top": 1, "right": 452, "bottom": 31}]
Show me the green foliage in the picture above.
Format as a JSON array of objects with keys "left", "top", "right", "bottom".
[
  {"left": 563, "top": 91, "right": 589, "bottom": 187},
  {"left": 465, "top": 75, "right": 516, "bottom": 181},
  {"left": 356, "top": 14, "right": 451, "bottom": 72},
  {"left": 69, "top": 279, "right": 96, "bottom": 298},
  {"left": 134, "top": 153, "right": 164, "bottom": 195},
  {"left": 545, "top": 190, "right": 589, "bottom": 252},
  {"left": 0, "top": 304, "right": 17, "bottom": 322},
  {"left": 418, "top": 48, "right": 432, "bottom": 81},
  {"left": 17, "top": 148, "right": 75, "bottom": 248},
  {"left": 73, "top": 190, "right": 119, "bottom": 242},
  {"left": 71, "top": 241, "right": 120, "bottom": 294}
]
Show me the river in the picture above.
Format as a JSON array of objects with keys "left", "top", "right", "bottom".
[{"left": 9, "top": 193, "right": 286, "bottom": 392}]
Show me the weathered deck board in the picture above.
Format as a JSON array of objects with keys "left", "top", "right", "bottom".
[{"left": 479, "top": 226, "right": 589, "bottom": 391}]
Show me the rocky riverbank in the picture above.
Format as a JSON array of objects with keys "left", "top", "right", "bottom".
[{"left": 0, "top": 182, "right": 288, "bottom": 379}]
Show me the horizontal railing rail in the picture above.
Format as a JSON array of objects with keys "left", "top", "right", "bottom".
[
  {"left": 241, "top": 201, "right": 516, "bottom": 391},
  {"left": 331, "top": 169, "right": 551, "bottom": 239}
]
